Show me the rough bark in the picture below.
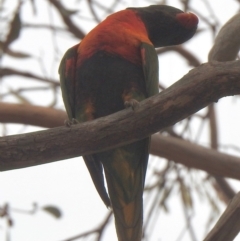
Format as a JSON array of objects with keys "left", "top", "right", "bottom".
[{"left": 0, "top": 60, "right": 240, "bottom": 171}]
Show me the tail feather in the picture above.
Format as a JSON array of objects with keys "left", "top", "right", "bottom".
[
  {"left": 114, "top": 195, "right": 143, "bottom": 241},
  {"left": 102, "top": 139, "right": 149, "bottom": 241},
  {"left": 99, "top": 138, "right": 149, "bottom": 241}
]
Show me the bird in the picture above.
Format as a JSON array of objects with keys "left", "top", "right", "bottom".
[{"left": 59, "top": 5, "right": 198, "bottom": 241}]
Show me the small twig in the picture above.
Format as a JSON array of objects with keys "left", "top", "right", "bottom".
[
  {"left": 156, "top": 45, "right": 201, "bottom": 67},
  {"left": 177, "top": 170, "right": 197, "bottom": 241},
  {"left": 96, "top": 212, "right": 112, "bottom": 241},
  {"left": 23, "top": 23, "right": 68, "bottom": 32},
  {"left": 60, "top": 211, "right": 112, "bottom": 241},
  {"left": 0, "top": 67, "right": 59, "bottom": 86},
  {"left": 87, "top": 0, "right": 101, "bottom": 23},
  {"left": 208, "top": 104, "right": 218, "bottom": 150},
  {"left": 212, "top": 176, "right": 236, "bottom": 204},
  {"left": 190, "top": 7, "right": 218, "bottom": 36},
  {"left": 48, "top": 0, "right": 85, "bottom": 39}
]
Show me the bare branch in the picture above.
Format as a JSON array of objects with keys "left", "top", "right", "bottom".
[
  {"left": 209, "top": 12, "right": 240, "bottom": 61},
  {"left": 49, "top": 0, "right": 85, "bottom": 39},
  {"left": 2, "top": 3, "right": 22, "bottom": 51},
  {"left": 156, "top": 46, "right": 201, "bottom": 67},
  {"left": 203, "top": 192, "right": 240, "bottom": 241},
  {"left": 207, "top": 11, "right": 240, "bottom": 202},
  {"left": 0, "top": 103, "right": 66, "bottom": 128},
  {"left": 0, "top": 68, "right": 59, "bottom": 86},
  {"left": 0, "top": 61, "right": 240, "bottom": 171},
  {"left": 23, "top": 23, "right": 68, "bottom": 32},
  {"left": 150, "top": 134, "right": 240, "bottom": 181},
  {"left": 212, "top": 177, "right": 236, "bottom": 203},
  {"left": 87, "top": 0, "right": 101, "bottom": 23},
  {"left": 1, "top": 103, "right": 240, "bottom": 180},
  {"left": 60, "top": 212, "right": 112, "bottom": 241}
]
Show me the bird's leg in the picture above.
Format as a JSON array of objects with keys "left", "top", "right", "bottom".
[
  {"left": 124, "top": 99, "right": 139, "bottom": 110},
  {"left": 64, "top": 118, "right": 79, "bottom": 127},
  {"left": 122, "top": 87, "right": 145, "bottom": 111}
]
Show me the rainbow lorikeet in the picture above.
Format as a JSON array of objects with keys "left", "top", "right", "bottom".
[{"left": 59, "top": 5, "right": 198, "bottom": 241}]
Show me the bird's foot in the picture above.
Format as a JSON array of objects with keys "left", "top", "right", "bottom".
[
  {"left": 124, "top": 99, "right": 139, "bottom": 111},
  {"left": 64, "top": 118, "right": 79, "bottom": 127}
]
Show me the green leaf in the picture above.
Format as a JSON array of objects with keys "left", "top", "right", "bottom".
[
  {"left": 159, "top": 185, "right": 173, "bottom": 213},
  {"left": 5, "top": 10, "right": 21, "bottom": 47},
  {"left": 180, "top": 180, "right": 193, "bottom": 209},
  {"left": 42, "top": 205, "right": 62, "bottom": 219}
]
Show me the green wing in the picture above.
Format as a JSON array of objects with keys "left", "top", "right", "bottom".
[
  {"left": 58, "top": 44, "right": 110, "bottom": 207},
  {"left": 58, "top": 44, "right": 79, "bottom": 120},
  {"left": 140, "top": 42, "right": 159, "bottom": 97}
]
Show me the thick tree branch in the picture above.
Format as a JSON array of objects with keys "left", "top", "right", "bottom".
[
  {"left": 0, "top": 103, "right": 66, "bottom": 128},
  {"left": 150, "top": 135, "right": 240, "bottom": 181},
  {"left": 1, "top": 103, "right": 240, "bottom": 180},
  {"left": 0, "top": 61, "right": 240, "bottom": 171},
  {"left": 209, "top": 12, "right": 240, "bottom": 62},
  {"left": 1, "top": 103, "right": 240, "bottom": 179},
  {"left": 207, "top": 11, "right": 240, "bottom": 202}
]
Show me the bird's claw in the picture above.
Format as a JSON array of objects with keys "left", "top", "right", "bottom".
[
  {"left": 124, "top": 99, "right": 139, "bottom": 111},
  {"left": 64, "top": 118, "right": 79, "bottom": 127}
]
